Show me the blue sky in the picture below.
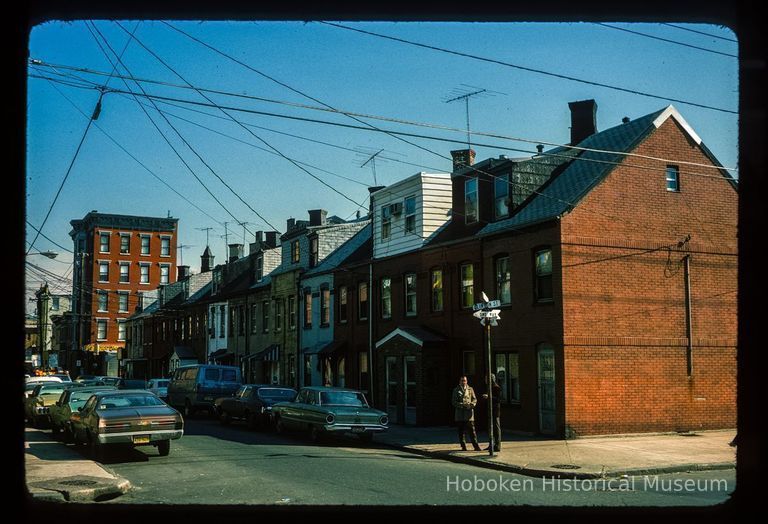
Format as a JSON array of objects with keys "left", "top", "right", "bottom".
[{"left": 25, "top": 20, "right": 738, "bottom": 305}]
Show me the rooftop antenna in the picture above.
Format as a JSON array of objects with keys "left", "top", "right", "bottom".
[
  {"left": 443, "top": 84, "right": 507, "bottom": 148},
  {"left": 196, "top": 227, "right": 213, "bottom": 247},
  {"left": 354, "top": 146, "right": 405, "bottom": 186},
  {"left": 360, "top": 149, "right": 384, "bottom": 186},
  {"left": 237, "top": 221, "right": 251, "bottom": 245},
  {"left": 176, "top": 244, "right": 195, "bottom": 266}
]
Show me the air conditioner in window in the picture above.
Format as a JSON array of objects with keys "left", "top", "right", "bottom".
[{"left": 389, "top": 202, "right": 403, "bottom": 215}]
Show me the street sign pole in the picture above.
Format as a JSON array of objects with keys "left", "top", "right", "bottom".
[{"left": 486, "top": 318, "right": 494, "bottom": 457}]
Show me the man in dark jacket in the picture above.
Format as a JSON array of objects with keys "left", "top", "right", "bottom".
[
  {"left": 452, "top": 376, "right": 481, "bottom": 451},
  {"left": 482, "top": 373, "right": 502, "bottom": 452}
]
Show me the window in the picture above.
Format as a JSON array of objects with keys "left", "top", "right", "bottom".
[
  {"left": 494, "top": 173, "right": 510, "bottom": 218},
  {"left": 120, "top": 234, "right": 130, "bottom": 254},
  {"left": 210, "top": 306, "right": 216, "bottom": 338},
  {"left": 320, "top": 287, "right": 330, "bottom": 326},
  {"left": 359, "top": 352, "right": 369, "bottom": 394},
  {"left": 303, "top": 289, "right": 312, "bottom": 328},
  {"left": 238, "top": 305, "right": 245, "bottom": 335},
  {"left": 140, "top": 235, "right": 150, "bottom": 255},
  {"left": 99, "top": 232, "right": 110, "bottom": 253},
  {"left": 250, "top": 304, "right": 258, "bottom": 334},
  {"left": 117, "top": 321, "right": 126, "bottom": 342},
  {"left": 337, "top": 357, "right": 346, "bottom": 388},
  {"left": 275, "top": 299, "right": 283, "bottom": 332},
  {"left": 288, "top": 296, "right": 296, "bottom": 330},
  {"left": 97, "top": 319, "right": 108, "bottom": 341},
  {"left": 495, "top": 353, "right": 520, "bottom": 403},
  {"left": 431, "top": 269, "right": 444, "bottom": 312},
  {"left": 666, "top": 165, "right": 680, "bottom": 192},
  {"left": 140, "top": 264, "right": 150, "bottom": 284},
  {"left": 118, "top": 292, "right": 129, "bottom": 313},
  {"left": 404, "top": 195, "right": 416, "bottom": 233},
  {"left": 338, "top": 286, "right": 348, "bottom": 323},
  {"left": 137, "top": 292, "right": 144, "bottom": 311},
  {"left": 229, "top": 306, "right": 235, "bottom": 334},
  {"left": 404, "top": 273, "right": 417, "bottom": 316},
  {"left": 381, "top": 206, "right": 391, "bottom": 240},
  {"left": 255, "top": 255, "right": 264, "bottom": 281},
  {"left": 460, "top": 263, "right": 474, "bottom": 308},
  {"left": 99, "top": 262, "right": 109, "bottom": 282},
  {"left": 358, "top": 282, "right": 368, "bottom": 321},
  {"left": 291, "top": 240, "right": 300, "bottom": 264},
  {"left": 380, "top": 278, "right": 392, "bottom": 319},
  {"left": 304, "top": 355, "right": 312, "bottom": 387},
  {"left": 535, "top": 249, "right": 553, "bottom": 302},
  {"left": 160, "top": 265, "right": 170, "bottom": 285},
  {"left": 119, "top": 263, "right": 130, "bottom": 283},
  {"left": 52, "top": 297, "right": 60, "bottom": 310},
  {"left": 464, "top": 178, "right": 478, "bottom": 224},
  {"left": 262, "top": 300, "right": 270, "bottom": 333},
  {"left": 309, "top": 236, "right": 319, "bottom": 268},
  {"left": 219, "top": 305, "right": 226, "bottom": 337},
  {"left": 495, "top": 256, "right": 511, "bottom": 304},
  {"left": 97, "top": 291, "right": 108, "bottom": 312},
  {"left": 160, "top": 237, "right": 171, "bottom": 257}
]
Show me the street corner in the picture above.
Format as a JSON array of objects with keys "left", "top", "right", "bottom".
[{"left": 27, "top": 474, "right": 131, "bottom": 503}]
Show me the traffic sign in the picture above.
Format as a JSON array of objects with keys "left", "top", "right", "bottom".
[{"left": 473, "top": 300, "right": 501, "bottom": 311}]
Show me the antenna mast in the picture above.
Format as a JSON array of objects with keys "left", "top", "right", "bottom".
[{"left": 443, "top": 84, "right": 507, "bottom": 149}]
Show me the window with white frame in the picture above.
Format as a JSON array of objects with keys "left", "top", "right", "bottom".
[
  {"left": 255, "top": 255, "right": 264, "bottom": 282},
  {"left": 380, "top": 278, "right": 391, "bottom": 319},
  {"left": 494, "top": 352, "right": 520, "bottom": 403},
  {"left": 99, "top": 232, "right": 110, "bottom": 253},
  {"left": 666, "top": 165, "right": 680, "bottom": 192},
  {"left": 160, "top": 264, "right": 170, "bottom": 285},
  {"left": 275, "top": 299, "right": 283, "bottom": 332},
  {"left": 288, "top": 295, "right": 296, "bottom": 330},
  {"left": 99, "top": 262, "right": 109, "bottom": 282},
  {"left": 494, "top": 174, "right": 510, "bottom": 218},
  {"left": 160, "top": 236, "right": 171, "bottom": 257},
  {"left": 96, "top": 319, "right": 108, "bottom": 341},
  {"left": 381, "top": 206, "right": 392, "bottom": 240},
  {"left": 119, "top": 263, "right": 130, "bottom": 283},
  {"left": 320, "top": 287, "right": 330, "bottom": 326},
  {"left": 404, "top": 195, "right": 416, "bottom": 233},
  {"left": 120, "top": 234, "right": 130, "bottom": 254},
  {"left": 460, "top": 263, "right": 474, "bottom": 308},
  {"left": 140, "top": 263, "right": 150, "bottom": 284},
  {"left": 535, "top": 248, "right": 554, "bottom": 302},
  {"left": 140, "top": 235, "right": 150, "bottom": 255},
  {"left": 291, "top": 240, "right": 300, "bottom": 264},
  {"left": 118, "top": 292, "right": 129, "bottom": 312},
  {"left": 263, "top": 300, "right": 270, "bottom": 333},
  {"left": 495, "top": 255, "right": 511, "bottom": 305},
  {"left": 431, "top": 268, "right": 444, "bottom": 312},
  {"left": 52, "top": 297, "right": 60, "bottom": 310},
  {"left": 404, "top": 273, "right": 417, "bottom": 316},
  {"left": 358, "top": 282, "right": 368, "bottom": 321},
  {"left": 97, "top": 291, "right": 108, "bottom": 312},
  {"left": 464, "top": 178, "right": 478, "bottom": 224},
  {"left": 303, "top": 289, "right": 312, "bottom": 328},
  {"left": 117, "top": 321, "right": 126, "bottom": 341},
  {"left": 309, "top": 236, "right": 319, "bottom": 268}
]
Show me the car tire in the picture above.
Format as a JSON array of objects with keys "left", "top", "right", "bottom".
[
  {"left": 219, "top": 410, "right": 230, "bottom": 425},
  {"left": 157, "top": 440, "right": 170, "bottom": 456},
  {"left": 184, "top": 400, "right": 195, "bottom": 419}
]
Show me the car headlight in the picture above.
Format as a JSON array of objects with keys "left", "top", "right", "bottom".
[
  {"left": 379, "top": 415, "right": 389, "bottom": 426},
  {"left": 326, "top": 413, "right": 335, "bottom": 425}
]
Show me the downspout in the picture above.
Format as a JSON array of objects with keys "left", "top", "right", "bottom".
[
  {"left": 369, "top": 261, "right": 374, "bottom": 406},
  {"left": 684, "top": 255, "right": 693, "bottom": 377},
  {"left": 297, "top": 273, "right": 302, "bottom": 389}
]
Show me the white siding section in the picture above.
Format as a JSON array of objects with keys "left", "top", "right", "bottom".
[{"left": 372, "top": 172, "right": 451, "bottom": 259}]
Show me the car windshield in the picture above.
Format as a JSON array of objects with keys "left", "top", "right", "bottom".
[
  {"left": 319, "top": 391, "right": 368, "bottom": 407},
  {"left": 257, "top": 388, "right": 296, "bottom": 401},
  {"left": 71, "top": 389, "right": 113, "bottom": 404},
  {"left": 155, "top": 380, "right": 169, "bottom": 388},
  {"left": 97, "top": 394, "right": 166, "bottom": 409}
]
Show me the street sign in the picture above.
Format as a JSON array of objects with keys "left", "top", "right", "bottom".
[
  {"left": 473, "top": 300, "right": 501, "bottom": 311},
  {"left": 474, "top": 310, "right": 501, "bottom": 319}
]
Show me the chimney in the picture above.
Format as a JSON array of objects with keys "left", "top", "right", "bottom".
[
  {"left": 308, "top": 209, "right": 328, "bottom": 226},
  {"left": 536, "top": 144, "right": 544, "bottom": 154},
  {"left": 201, "top": 246, "right": 214, "bottom": 273},
  {"left": 568, "top": 99, "right": 597, "bottom": 145},
  {"left": 177, "top": 265, "right": 190, "bottom": 281},
  {"left": 286, "top": 218, "right": 295, "bottom": 231},
  {"left": 450, "top": 149, "right": 476, "bottom": 171},
  {"left": 228, "top": 243, "right": 244, "bottom": 263},
  {"left": 265, "top": 231, "right": 279, "bottom": 248},
  {"left": 622, "top": 116, "right": 630, "bottom": 124},
  {"left": 368, "top": 186, "right": 386, "bottom": 218}
]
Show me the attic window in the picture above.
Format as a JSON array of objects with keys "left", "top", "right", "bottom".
[{"left": 666, "top": 166, "right": 680, "bottom": 192}]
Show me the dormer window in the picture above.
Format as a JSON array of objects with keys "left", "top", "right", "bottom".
[
  {"left": 255, "top": 255, "right": 264, "bottom": 281},
  {"left": 291, "top": 240, "right": 300, "bottom": 264},
  {"left": 404, "top": 196, "right": 416, "bottom": 233},
  {"left": 381, "top": 206, "right": 392, "bottom": 240},
  {"left": 494, "top": 174, "right": 510, "bottom": 219},
  {"left": 464, "top": 178, "right": 478, "bottom": 224},
  {"left": 309, "top": 236, "right": 319, "bottom": 268}
]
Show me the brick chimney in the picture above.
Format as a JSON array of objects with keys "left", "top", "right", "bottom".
[
  {"left": 228, "top": 243, "right": 244, "bottom": 263},
  {"left": 265, "top": 231, "right": 279, "bottom": 248},
  {"left": 308, "top": 209, "right": 327, "bottom": 226},
  {"left": 177, "top": 265, "right": 190, "bottom": 281},
  {"left": 568, "top": 99, "right": 597, "bottom": 145},
  {"left": 450, "top": 149, "right": 476, "bottom": 171},
  {"left": 286, "top": 218, "right": 295, "bottom": 232}
]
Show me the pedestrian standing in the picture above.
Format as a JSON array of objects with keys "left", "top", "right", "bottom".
[
  {"left": 482, "top": 373, "right": 502, "bottom": 452},
  {"left": 452, "top": 375, "right": 481, "bottom": 451}
]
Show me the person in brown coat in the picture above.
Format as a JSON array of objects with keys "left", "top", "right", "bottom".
[{"left": 452, "top": 376, "right": 481, "bottom": 451}]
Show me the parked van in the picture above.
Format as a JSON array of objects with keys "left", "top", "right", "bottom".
[{"left": 167, "top": 364, "right": 242, "bottom": 418}]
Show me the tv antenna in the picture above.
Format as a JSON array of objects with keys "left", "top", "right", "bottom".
[
  {"left": 443, "top": 84, "right": 507, "bottom": 148},
  {"left": 176, "top": 244, "right": 195, "bottom": 266},
  {"left": 196, "top": 227, "right": 214, "bottom": 247},
  {"left": 354, "top": 147, "right": 406, "bottom": 186},
  {"left": 237, "top": 222, "right": 251, "bottom": 245}
]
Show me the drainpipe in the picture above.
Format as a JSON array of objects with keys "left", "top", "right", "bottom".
[
  {"left": 297, "top": 275, "right": 303, "bottom": 389},
  {"left": 369, "top": 261, "right": 374, "bottom": 406},
  {"left": 684, "top": 255, "right": 693, "bottom": 377}
]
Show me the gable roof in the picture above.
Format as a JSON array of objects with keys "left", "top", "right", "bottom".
[{"left": 304, "top": 224, "right": 372, "bottom": 277}]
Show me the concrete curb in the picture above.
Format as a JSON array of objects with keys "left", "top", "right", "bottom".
[
  {"left": 380, "top": 442, "right": 736, "bottom": 479},
  {"left": 27, "top": 475, "right": 131, "bottom": 502}
]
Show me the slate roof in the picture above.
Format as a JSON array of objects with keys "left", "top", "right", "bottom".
[{"left": 304, "top": 224, "right": 372, "bottom": 277}]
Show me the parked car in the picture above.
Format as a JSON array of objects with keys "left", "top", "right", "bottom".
[
  {"left": 71, "top": 390, "right": 184, "bottom": 460},
  {"left": 167, "top": 364, "right": 242, "bottom": 418},
  {"left": 99, "top": 377, "right": 121, "bottom": 386},
  {"left": 25, "top": 376, "right": 62, "bottom": 385},
  {"left": 147, "top": 378, "right": 170, "bottom": 401},
  {"left": 49, "top": 385, "right": 117, "bottom": 441},
  {"left": 271, "top": 387, "right": 388, "bottom": 443},
  {"left": 116, "top": 378, "right": 148, "bottom": 390},
  {"left": 75, "top": 375, "right": 108, "bottom": 383},
  {"left": 24, "top": 382, "right": 83, "bottom": 427},
  {"left": 51, "top": 373, "right": 72, "bottom": 382},
  {"left": 214, "top": 385, "right": 297, "bottom": 429}
]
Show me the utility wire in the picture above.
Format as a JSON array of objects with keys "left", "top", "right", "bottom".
[
  {"left": 319, "top": 21, "right": 737, "bottom": 115},
  {"left": 25, "top": 220, "right": 74, "bottom": 254},
  {"left": 594, "top": 23, "right": 738, "bottom": 58},
  {"left": 660, "top": 23, "right": 738, "bottom": 43}
]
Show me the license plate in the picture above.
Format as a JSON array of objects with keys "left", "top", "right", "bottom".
[
  {"left": 133, "top": 435, "right": 150, "bottom": 444},
  {"left": 351, "top": 427, "right": 365, "bottom": 433}
]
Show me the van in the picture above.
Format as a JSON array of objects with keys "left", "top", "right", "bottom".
[{"left": 167, "top": 364, "right": 242, "bottom": 418}]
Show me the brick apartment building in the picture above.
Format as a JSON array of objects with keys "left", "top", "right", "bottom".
[{"left": 69, "top": 211, "right": 178, "bottom": 377}]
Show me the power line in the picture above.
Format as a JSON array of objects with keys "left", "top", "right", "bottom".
[
  {"left": 659, "top": 23, "right": 738, "bottom": 44},
  {"left": 25, "top": 220, "right": 74, "bottom": 254},
  {"left": 319, "top": 21, "right": 737, "bottom": 115},
  {"left": 594, "top": 23, "right": 738, "bottom": 58}
]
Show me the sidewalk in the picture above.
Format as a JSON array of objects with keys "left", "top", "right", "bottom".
[{"left": 376, "top": 425, "right": 737, "bottom": 479}]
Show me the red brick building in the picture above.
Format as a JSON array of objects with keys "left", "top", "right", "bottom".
[{"left": 69, "top": 211, "right": 178, "bottom": 376}]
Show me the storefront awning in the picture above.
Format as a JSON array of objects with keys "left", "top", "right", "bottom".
[
  {"left": 318, "top": 340, "right": 346, "bottom": 356},
  {"left": 252, "top": 344, "right": 280, "bottom": 362}
]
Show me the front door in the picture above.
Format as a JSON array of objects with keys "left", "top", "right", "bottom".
[
  {"left": 537, "top": 346, "right": 556, "bottom": 434},
  {"left": 386, "top": 357, "right": 399, "bottom": 423},
  {"left": 404, "top": 356, "right": 417, "bottom": 425}
]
